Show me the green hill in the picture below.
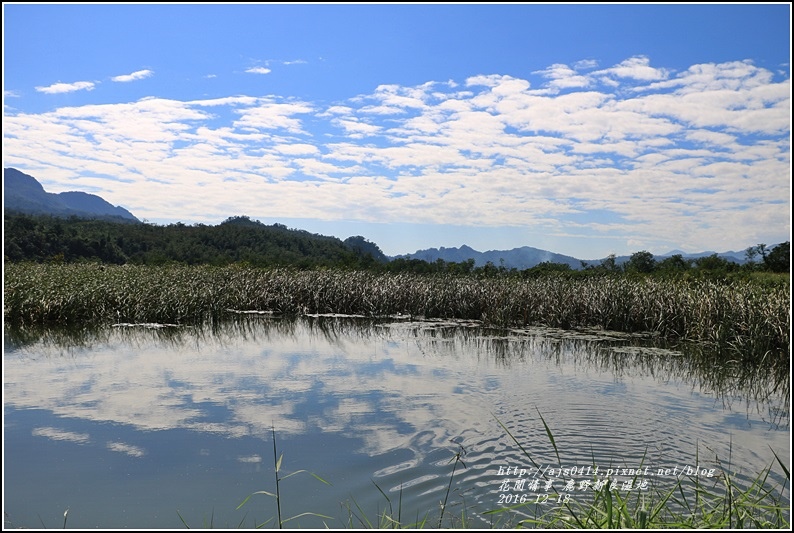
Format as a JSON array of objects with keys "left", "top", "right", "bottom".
[{"left": 3, "top": 212, "right": 386, "bottom": 268}]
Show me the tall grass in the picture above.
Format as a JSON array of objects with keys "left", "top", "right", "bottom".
[{"left": 4, "top": 263, "right": 789, "bottom": 368}]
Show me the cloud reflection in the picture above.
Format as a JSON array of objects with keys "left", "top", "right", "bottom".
[
  {"left": 106, "top": 441, "right": 146, "bottom": 457},
  {"left": 4, "top": 318, "right": 788, "bottom": 480},
  {"left": 31, "top": 426, "right": 91, "bottom": 444}
]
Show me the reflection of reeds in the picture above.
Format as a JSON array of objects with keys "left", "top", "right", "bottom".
[{"left": 6, "top": 310, "right": 788, "bottom": 423}]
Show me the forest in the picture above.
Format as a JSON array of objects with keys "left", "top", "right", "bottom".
[{"left": 3, "top": 211, "right": 790, "bottom": 278}]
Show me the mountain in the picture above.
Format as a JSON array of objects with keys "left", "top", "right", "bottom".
[
  {"left": 397, "top": 245, "right": 583, "bottom": 270},
  {"left": 3, "top": 168, "right": 140, "bottom": 223},
  {"left": 402, "top": 244, "right": 756, "bottom": 271}
]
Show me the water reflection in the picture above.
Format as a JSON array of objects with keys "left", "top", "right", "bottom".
[{"left": 3, "top": 317, "right": 790, "bottom": 529}]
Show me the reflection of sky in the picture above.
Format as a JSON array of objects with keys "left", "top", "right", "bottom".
[
  {"left": 4, "top": 318, "right": 790, "bottom": 528},
  {"left": 31, "top": 426, "right": 90, "bottom": 444},
  {"left": 5, "top": 320, "right": 789, "bottom": 460}
]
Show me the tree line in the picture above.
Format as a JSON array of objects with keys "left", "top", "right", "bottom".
[
  {"left": 3, "top": 211, "right": 789, "bottom": 278},
  {"left": 576, "top": 245, "right": 789, "bottom": 276},
  {"left": 3, "top": 213, "right": 378, "bottom": 269}
]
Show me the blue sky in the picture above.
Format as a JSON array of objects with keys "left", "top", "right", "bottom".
[{"left": 3, "top": 3, "right": 791, "bottom": 259}]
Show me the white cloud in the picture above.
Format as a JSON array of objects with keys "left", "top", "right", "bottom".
[
  {"left": 367, "top": 84, "right": 429, "bottom": 109},
  {"left": 333, "top": 118, "right": 381, "bottom": 138},
  {"left": 619, "top": 83, "right": 790, "bottom": 134},
  {"left": 35, "top": 81, "right": 96, "bottom": 94},
  {"left": 245, "top": 66, "right": 272, "bottom": 74},
  {"left": 359, "top": 104, "right": 407, "bottom": 115},
  {"left": 111, "top": 69, "right": 154, "bottom": 82},
  {"left": 273, "top": 143, "right": 320, "bottom": 156},
  {"left": 685, "top": 129, "right": 737, "bottom": 148},
  {"left": 189, "top": 95, "right": 261, "bottom": 107},
  {"left": 232, "top": 100, "right": 314, "bottom": 133},
  {"left": 595, "top": 56, "right": 669, "bottom": 81},
  {"left": 5, "top": 56, "right": 789, "bottom": 254},
  {"left": 574, "top": 59, "right": 599, "bottom": 70},
  {"left": 465, "top": 73, "right": 513, "bottom": 88},
  {"left": 533, "top": 64, "right": 589, "bottom": 91},
  {"left": 317, "top": 105, "right": 354, "bottom": 117}
]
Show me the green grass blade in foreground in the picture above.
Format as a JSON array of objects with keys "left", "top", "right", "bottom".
[
  {"left": 236, "top": 489, "right": 277, "bottom": 510},
  {"left": 176, "top": 510, "right": 190, "bottom": 529},
  {"left": 438, "top": 446, "right": 467, "bottom": 528},
  {"left": 489, "top": 411, "right": 790, "bottom": 529},
  {"left": 492, "top": 413, "right": 542, "bottom": 472},
  {"left": 343, "top": 494, "right": 375, "bottom": 528},
  {"left": 769, "top": 445, "right": 790, "bottom": 479},
  {"left": 371, "top": 479, "right": 395, "bottom": 527},
  {"left": 536, "top": 407, "right": 561, "bottom": 466}
]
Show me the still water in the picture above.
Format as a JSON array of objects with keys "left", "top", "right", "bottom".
[{"left": 3, "top": 316, "right": 790, "bottom": 529}]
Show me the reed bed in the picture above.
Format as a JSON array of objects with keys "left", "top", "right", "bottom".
[{"left": 4, "top": 262, "right": 789, "bottom": 368}]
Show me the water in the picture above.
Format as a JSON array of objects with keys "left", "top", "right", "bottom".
[{"left": 3, "top": 316, "right": 790, "bottom": 528}]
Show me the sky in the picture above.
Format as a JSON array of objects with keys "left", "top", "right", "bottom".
[{"left": 2, "top": 3, "right": 791, "bottom": 260}]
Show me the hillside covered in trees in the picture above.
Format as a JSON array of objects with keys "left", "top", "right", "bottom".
[
  {"left": 3, "top": 211, "right": 789, "bottom": 278},
  {"left": 3, "top": 212, "right": 388, "bottom": 269}
]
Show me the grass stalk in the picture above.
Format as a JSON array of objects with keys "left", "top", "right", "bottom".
[
  {"left": 272, "top": 425, "right": 283, "bottom": 529},
  {"left": 438, "top": 445, "right": 466, "bottom": 528},
  {"left": 236, "top": 426, "right": 332, "bottom": 528}
]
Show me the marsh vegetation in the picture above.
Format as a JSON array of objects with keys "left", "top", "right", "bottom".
[{"left": 5, "top": 262, "right": 788, "bottom": 370}]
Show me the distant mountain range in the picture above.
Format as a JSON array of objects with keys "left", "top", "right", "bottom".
[
  {"left": 398, "top": 245, "right": 750, "bottom": 271},
  {"left": 396, "top": 245, "right": 583, "bottom": 270},
  {"left": 4, "top": 167, "right": 758, "bottom": 268},
  {"left": 3, "top": 168, "right": 140, "bottom": 223}
]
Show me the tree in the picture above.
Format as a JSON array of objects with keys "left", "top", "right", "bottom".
[
  {"left": 460, "top": 258, "right": 476, "bottom": 274},
  {"left": 745, "top": 243, "right": 771, "bottom": 271},
  {"left": 757, "top": 243, "right": 768, "bottom": 262},
  {"left": 694, "top": 254, "right": 735, "bottom": 272},
  {"left": 745, "top": 245, "right": 759, "bottom": 270},
  {"left": 657, "top": 254, "right": 690, "bottom": 273},
  {"left": 625, "top": 251, "right": 656, "bottom": 274},
  {"left": 764, "top": 241, "right": 790, "bottom": 273},
  {"left": 600, "top": 254, "right": 620, "bottom": 273}
]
